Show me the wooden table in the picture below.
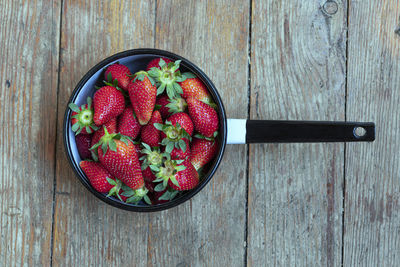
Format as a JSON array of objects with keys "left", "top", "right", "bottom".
[{"left": 1, "top": 0, "right": 399, "bottom": 266}]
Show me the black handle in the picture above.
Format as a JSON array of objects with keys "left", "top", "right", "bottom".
[{"left": 245, "top": 120, "right": 375, "bottom": 143}]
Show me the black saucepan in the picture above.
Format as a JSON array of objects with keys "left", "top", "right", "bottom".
[{"left": 63, "top": 48, "right": 375, "bottom": 212}]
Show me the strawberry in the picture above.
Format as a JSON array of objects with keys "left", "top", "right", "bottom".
[
  {"left": 170, "top": 138, "right": 191, "bottom": 160},
  {"left": 179, "top": 73, "right": 214, "bottom": 106},
  {"left": 156, "top": 95, "right": 187, "bottom": 119},
  {"left": 186, "top": 97, "right": 219, "bottom": 138},
  {"left": 139, "top": 143, "right": 168, "bottom": 181},
  {"left": 146, "top": 57, "right": 172, "bottom": 71},
  {"left": 149, "top": 189, "right": 169, "bottom": 204},
  {"left": 149, "top": 187, "right": 179, "bottom": 204},
  {"left": 190, "top": 137, "right": 219, "bottom": 170},
  {"left": 140, "top": 110, "right": 162, "bottom": 147},
  {"left": 145, "top": 180, "right": 155, "bottom": 192},
  {"left": 147, "top": 59, "right": 186, "bottom": 99},
  {"left": 92, "top": 129, "right": 144, "bottom": 191},
  {"left": 166, "top": 112, "right": 194, "bottom": 136},
  {"left": 91, "top": 118, "right": 117, "bottom": 150},
  {"left": 79, "top": 161, "right": 124, "bottom": 200},
  {"left": 142, "top": 167, "right": 156, "bottom": 182},
  {"left": 69, "top": 97, "right": 98, "bottom": 135},
  {"left": 154, "top": 159, "right": 199, "bottom": 191},
  {"left": 155, "top": 121, "right": 191, "bottom": 154},
  {"left": 93, "top": 86, "right": 125, "bottom": 126},
  {"left": 117, "top": 106, "right": 141, "bottom": 140},
  {"left": 104, "top": 63, "right": 132, "bottom": 91},
  {"left": 75, "top": 134, "right": 93, "bottom": 160},
  {"left": 127, "top": 71, "right": 157, "bottom": 125}
]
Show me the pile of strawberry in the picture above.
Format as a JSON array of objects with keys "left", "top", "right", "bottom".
[{"left": 69, "top": 58, "right": 219, "bottom": 205}]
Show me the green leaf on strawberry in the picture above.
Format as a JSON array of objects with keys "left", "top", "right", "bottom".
[
  {"left": 148, "top": 60, "right": 187, "bottom": 99},
  {"left": 69, "top": 97, "right": 98, "bottom": 135}
]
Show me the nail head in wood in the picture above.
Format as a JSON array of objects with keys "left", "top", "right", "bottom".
[{"left": 322, "top": 1, "right": 338, "bottom": 16}]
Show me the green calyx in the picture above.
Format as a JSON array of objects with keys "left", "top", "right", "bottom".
[
  {"left": 158, "top": 188, "right": 179, "bottom": 201},
  {"left": 165, "top": 97, "right": 187, "bottom": 115},
  {"left": 131, "top": 70, "right": 155, "bottom": 86},
  {"left": 105, "top": 178, "right": 124, "bottom": 201},
  {"left": 154, "top": 121, "right": 191, "bottom": 153},
  {"left": 139, "top": 143, "right": 169, "bottom": 172},
  {"left": 69, "top": 97, "right": 99, "bottom": 135},
  {"left": 90, "top": 127, "right": 133, "bottom": 156},
  {"left": 153, "top": 159, "right": 186, "bottom": 191},
  {"left": 148, "top": 59, "right": 188, "bottom": 99},
  {"left": 120, "top": 185, "right": 151, "bottom": 205},
  {"left": 194, "top": 131, "right": 219, "bottom": 142}
]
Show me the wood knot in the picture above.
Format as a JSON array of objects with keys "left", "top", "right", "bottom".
[
  {"left": 395, "top": 25, "right": 400, "bottom": 37},
  {"left": 322, "top": 1, "right": 338, "bottom": 16}
]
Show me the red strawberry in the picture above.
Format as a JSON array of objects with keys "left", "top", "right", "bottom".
[
  {"left": 93, "top": 86, "right": 125, "bottom": 126},
  {"left": 166, "top": 112, "right": 194, "bottom": 136},
  {"left": 141, "top": 110, "right": 162, "bottom": 147},
  {"left": 79, "top": 161, "right": 123, "bottom": 200},
  {"left": 104, "top": 63, "right": 132, "bottom": 91},
  {"left": 127, "top": 71, "right": 157, "bottom": 125},
  {"left": 156, "top": 95, "right": 170, "bottom": 118},
  {"left": 145, "top": 180, "right": 155, "bottom": 192},
  {"left": 146, "top": 57, "right": 172, "bottom": 71},
  {"left": 69, "top": 97, "right": 98, "bottom": 135},
  {"left": 75, "top": 134, "right": 93, "bottom": 159},
  {"left": 117, "top": 106, "right": 141, "bottom": 140},
  {"left": 93, "top": 129, "right": 144, "bottom": 191},
  {"left": 170, "top": 138, "right": 191, "bottom": 160},
  {"left": 179, "top": 74, "right": 214, "bottom": 105},
  {"left": 91, "top": 118, "right": 117, "bottom": 149},
  {"left": 142, "top": 167, "right": 156, "bottom": 182},
  {"left": 154, "top": 159, "right": 199, "bottom": 191},
  {"left": 147, "top": 60, "right": 186, "bottom": 99},
  {"left": 156, "top": 95, "right": 187, "bottom": 119},
  {"left": 186, "top": 97, "right": 219, "bottom": 138},
  {"left": 149, "top": 188, "right": 169, "bottom": 204},
  {"left": 191, "top": 138, "right": 219, "bottom": 170}
]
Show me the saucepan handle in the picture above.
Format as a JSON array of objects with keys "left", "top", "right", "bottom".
[{"left": 226, "top": 119, "right": 375, "bottom": 144}]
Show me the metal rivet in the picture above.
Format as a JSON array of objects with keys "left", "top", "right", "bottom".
[
  {"left": 322, "top": 1, "right": 338, "bottom": 16},
  {"left": 354, "top": 127, "right": 367, "bottom": 138}
]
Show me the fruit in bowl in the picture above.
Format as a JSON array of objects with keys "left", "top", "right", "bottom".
[{"left": 68, "top": 57, "right": 220, "bottom": 206}]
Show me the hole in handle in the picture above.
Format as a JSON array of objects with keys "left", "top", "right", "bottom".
[{"left": 353, "top": 126, "right": 367, "bottom": 138}]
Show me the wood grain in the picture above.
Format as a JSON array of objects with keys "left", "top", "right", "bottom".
[
  {"left": 344, "top": 0, "right": 400, "bottom": 266},
  {"left": 145, "top": 1, "right": 249, "bottom": 266},
  {"left": 247, "top": 1, "right": 347, "bottom": 266},
  {"left": 52, "top": 1, "right": 155, "bottom": 266},
  {"left": 0, "top": 0, "right": 60, "bottom": 266}
]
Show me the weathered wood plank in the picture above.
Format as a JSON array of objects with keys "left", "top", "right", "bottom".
[
  {"left": 247, "top": 1, "right": 347, "bottom": 266},
  {"left": 145, "top": 1, "right": 249, "bottom": 266},
  {"left": 52, "top": 1, "right": 155, "bottom": 266},
  {"left": 344, "top": 1, "right": 400, "bottom": 266},
  {"left": 0, "top": 0, "right": 60, "bottom": 265}
]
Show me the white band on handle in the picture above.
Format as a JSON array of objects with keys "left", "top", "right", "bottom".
[{"left": 226, "top": 119, "right": 247, "bottom": 144}]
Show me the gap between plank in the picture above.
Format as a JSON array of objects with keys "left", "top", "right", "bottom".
[
  {"left": 341, "top": 0, "right": 350, "bottom": 266},
  {"left": 153, "top": 0, "right": 157, "bottom": 48},
  {"left": 244, "top": 0, "right": 253, "bottom": 266},
  {"left": 50, "top": 0, "right": 64, "bottom": 266}
]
